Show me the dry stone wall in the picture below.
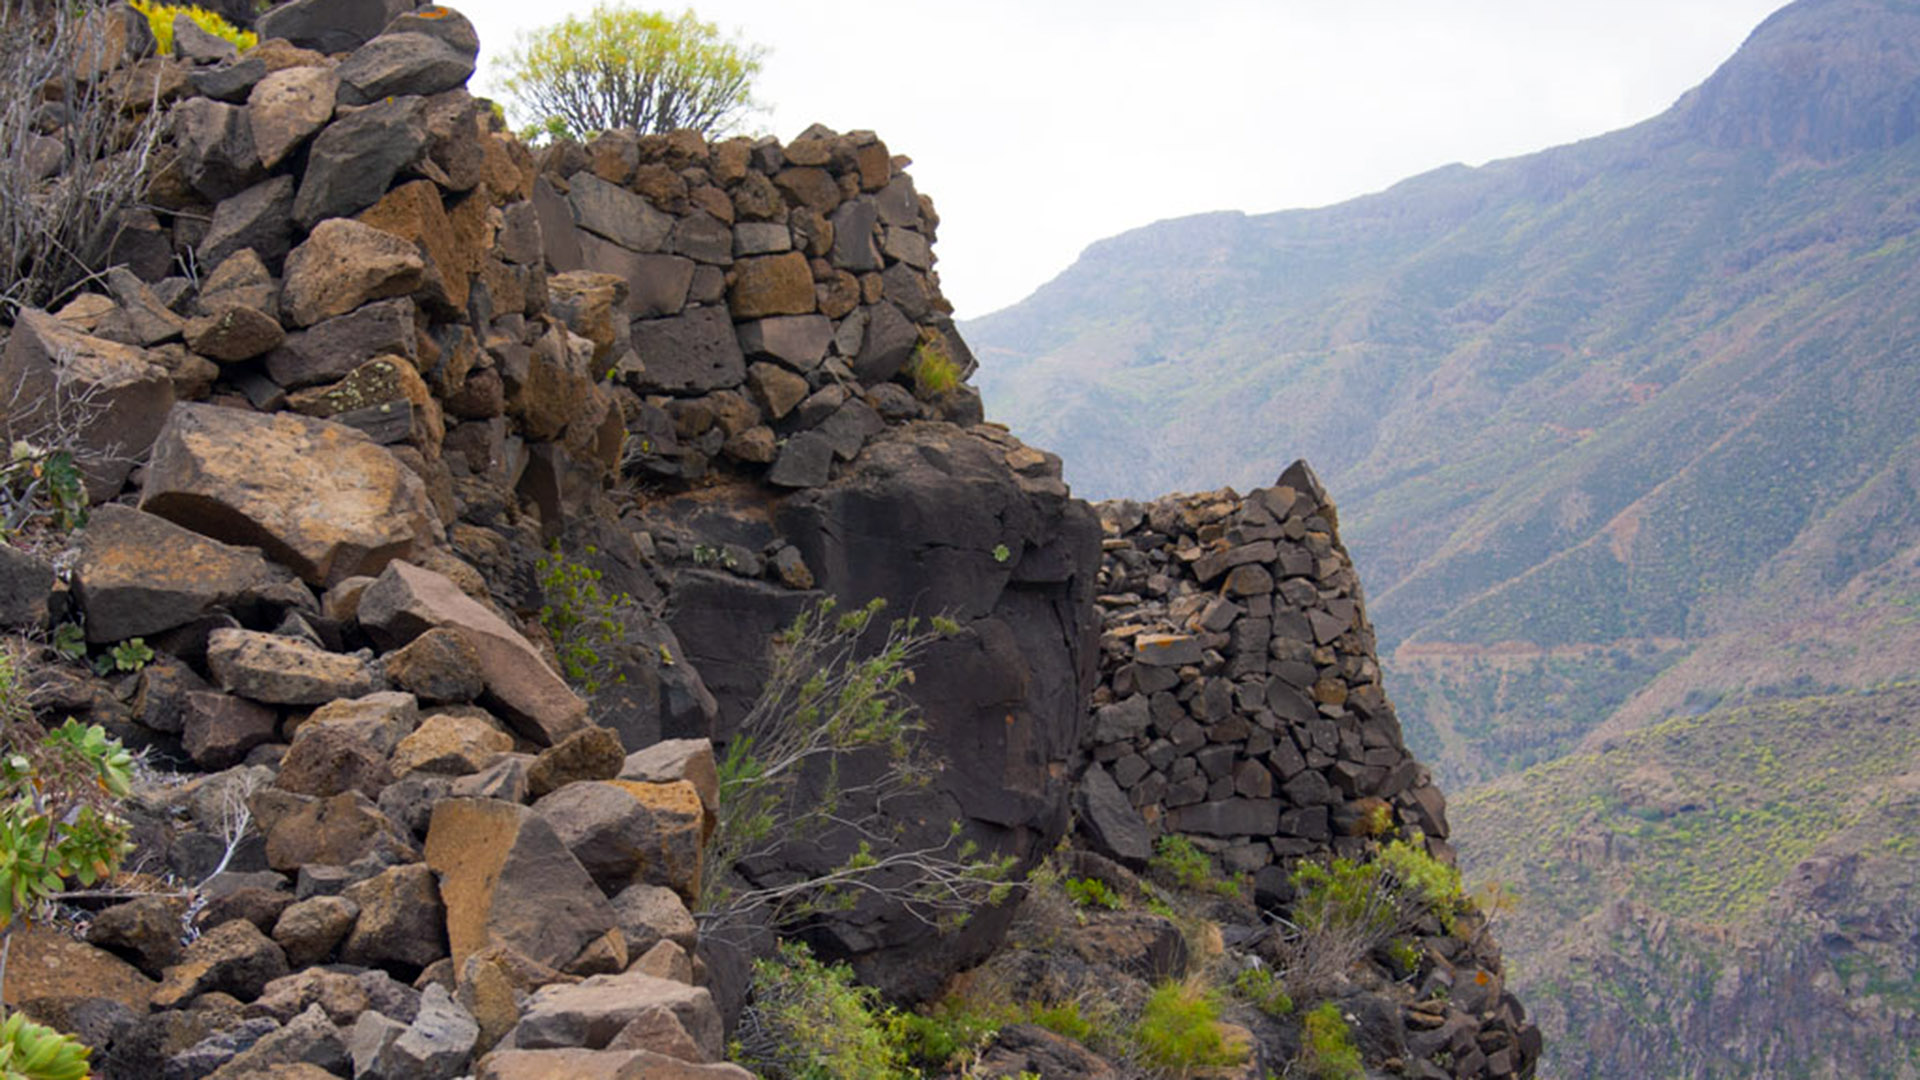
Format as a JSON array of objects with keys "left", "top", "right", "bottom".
[
  {"left": 1076, "top": 463, "right": 1541, "bottom": 1078},
  {"left": 533, "top": 117, "right": 983, "bottom": 496},
  {"left": 1078, "top": 461, "right": 1452, "bottom": 876}
]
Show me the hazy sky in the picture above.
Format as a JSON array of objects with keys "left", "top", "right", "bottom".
[{"left": 453, "top": 0, "right": 1788, "bottom": 318}]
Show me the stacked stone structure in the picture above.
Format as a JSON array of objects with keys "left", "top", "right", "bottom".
[
  {"left": 1076, "top": 462, "right": 1452, "bottom": 876},
  {"left": 1072, "top": 463, "right": 1541, "bottom": 1078}
]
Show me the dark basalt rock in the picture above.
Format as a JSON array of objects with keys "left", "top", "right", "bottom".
[{"left": 652, "top": 422, "right": 1101, "bottom": 1000}]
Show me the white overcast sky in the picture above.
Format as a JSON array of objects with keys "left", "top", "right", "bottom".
[{"left": 453, "top": 0, "right": 1788, "bottom": 319}]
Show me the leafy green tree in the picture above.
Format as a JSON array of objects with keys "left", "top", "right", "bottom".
[{"left": 498, "top": 4, "right": 765, "bottom": 141}]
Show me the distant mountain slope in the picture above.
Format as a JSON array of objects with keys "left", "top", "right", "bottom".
[
  {"left": 968, "top": 0, "right": 1920, "bottom": 662},
  {"left": 1453, "top": 683, "right": 1920, "bottom": 1078}
]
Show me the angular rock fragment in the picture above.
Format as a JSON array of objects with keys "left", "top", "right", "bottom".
[
  {"left": 141, "top": 404, "right": 440, "bottom": 587},
  {"left": 358, "top": 561, "right": 588, "bottom": 745},
  {"left": 75, "top": 504, "right": 301, "bottom": 643},
  {"left": 281, "top": 219, "right": 427, "bottom": 328},
  {"left": 0, "top": 310, "right": 175, "bottom": 501},
  {"left": 533, "top": 779, "right": 705, "bottom": 900},
  {"left": 424, "top": 798, "right": 619, "bottom": 972},
  {"left": 248, "top": 65, "right": 337, "bottom": 170},
  {"left": 206, "top": 628, "right": 379, "bottom": 706}
]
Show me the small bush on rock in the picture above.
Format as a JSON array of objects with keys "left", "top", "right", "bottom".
[
  {"left": 1232, "top": 964, "right": 1293, "bottom": 1018},
  {"left": 1300, "top": 1001, "right": 1364, "bottom": 1080},
  {"left": 700, "top": 597, "right": 1015, "bottom": 935},
  {"left": 1064, "top": 875, "right": 1121, "bottom": 910},
  {"left": 127, "top": 0, "right": 257, "bottom": 55},
  {"left": 1148, "top": 834, "right": 1242, "bottom": 898},
  {"left": 536, "top": 543, "right": 629, "bottom": 697},
  {"left": 906, "top": 339, "right": 961, "bottom": 400},
  {"left": 734, "top": 939, "right": 907, "bottom": 1080},
  {"left": 1129, "top": 979, "right": 1247, "bottom": 1075},
  {"left": 1277, "top": 834, "right": 1465, "bottom": 1000}
]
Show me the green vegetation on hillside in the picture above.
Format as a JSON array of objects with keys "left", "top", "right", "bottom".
[
  {"left": 1455, "top": 683, "right": 1920, "bottom": 1077},
  {"left": 1389, "top": 643, "right": 1690, "bottom": 787},
  {"left": 1459, "top": 685, "right": 1920, "bottom": 927}
]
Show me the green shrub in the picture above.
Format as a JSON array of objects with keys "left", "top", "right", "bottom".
[
  {"left": 1148, "top": 834, "right": 1242, "bottom": 897},
  {"left": 128, "top": 0, "right": 257, "bottom": 54},
  {"left": 536, "top": 543, "right": 629, "bottom": 697},
  {"left": 1386, "top": 937, "right": 1423, "bottom": 976},
  {"left": 1291, "top": 855, "right": 1391, "bottom": 937},
  {"left": 1291, "top": 836, "right": 1463, "bottom": 937},
  {"left": 1232, "top": 965, "right": 1293, "bottom": 1017},
  {"left": 1, "top": 441, "right": 88, "bottom": 539},
  {"left": 1376, "top": 836, "right": 1465, "bottom": 932},
  {"left": 0, "top": 649, "right": 135, "bottom": 1080},
  {"left": 1280, "top": 836, "right": 1463, "bottom": 1001},
  {"left": 1300, "top": 1001, "right": 1364, "bottom": 1080},
  {"left": 906, "top": 340, "right": 961, "bottom": 399},
  {"left": 1130, "top": 980, "right": 1246, "bottom": 1074},
  {"left": 1029, "top": 1000, "right": 1096, "bottom": 1043},
  {"left": 1064, "top": 876, "right": 1121, "bottom": 910},
  {"left": 1149, "top": 834, "right": 1213, "bottom": 891},
  {"left": 701, "top": 598, "right": 1014, "bottom": 933},
  {"left": 893, "top": 999, "right": 998, "bottom": 1073},
  {"left": 734, "top": 940, "right": 906, "bottom": 1080}
]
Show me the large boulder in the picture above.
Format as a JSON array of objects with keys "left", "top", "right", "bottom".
[
  {"left": 293, "top": 95, "right": 431, "bottom": 229},
  {"left": 3, "top": 925, "right": 157, "bottom": 1019},
  {"left": 263, "top": 790, "right": 416, "bottom": 872},
  {"left": 281, "top": 219, "right": 427, "bottom": 328},
  {"left": 206, "top": 628, "right": 380, "bottom": 706},
  {"left": 340, "top": 862, "right": 448, "bottom": 972},
  {"left": 255, "top": 0, "right": 414, "bottom": 53},
  {"left": 73, "top": 504, "right": 304, "bottom": 643},
  {"left": 653, "top": 423, "right": 1100, "bottom": 1000},
  {"left": 248, "top": 65, "right": 338, "bottom": 170},
  {"left": 152, "top": 918, "right": 289, "bottom": 1007},
  {"left": 500, "top": 969, "right": 722, "bottom": 1056},
  {"left": 140, "top": 404, "right": 441, "bottom": 587},
  {"left": 0, "top": 309, "right": 175, "bottom": 501},
  {"left": 336, "top": 29, "right": 476, "bottom": 107},
  {"left": 532, "top": 780, "right": 705, "bottom": 901}
]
